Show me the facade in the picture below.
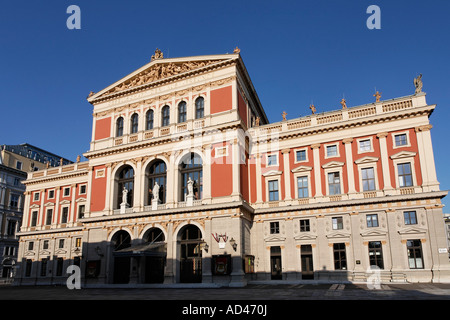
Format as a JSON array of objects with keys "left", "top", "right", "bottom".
[
  {"left": 0, "top": 144, "right": 71, "bottom": 282},
  {"left": 15, "top": 49, "right": 450, "bottom": 286}
]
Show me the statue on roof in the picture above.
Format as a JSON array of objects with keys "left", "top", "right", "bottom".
[
  {"left": 373, "top": 91, "right": 381, "bottom": 102},
  {"left": 282, "top": 111, "right": 287, "bottom": 121},
  {"left": 151, "top": 48, "right": 164, "bottom": 61},
  {"left": 340, "top": 98, "right": 347, "bottom": 109},
  {"left": 309, "top": 104, "right": 316, "bottom": 114},
  {"left": 233, "top": 47, "right": 241, "bottom": 54},
  {"left": 414, "top": 74, "right": 423, "bottom": 94}
]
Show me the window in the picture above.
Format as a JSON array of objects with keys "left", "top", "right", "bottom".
[
  {"left": 13, "top": 177, "right": 20, "bottom": 186},
  {"left": 117, "top": 166, "right": 134, "bottom": 208},
  {"left": 48, "top": 190, "right": 55, "bottom": 199},
  {"left": 9, "top": 194, "right": 19, "bottom": 208},
  {"left": 130, "top": 113, "right": 139, "bottom": 134},
  {"left": 333, "top": 243, "right": 347, "bottom": 270},
  {"left": 179, "top": 153, "right": 203, "bottom": 201},
  {"left": 195, "top": 97, "right": 204, "bottom": 119},
  {"left": 361, "top": 167, "right": 376, "bottom": 191},
  {"left": 268, "top": 180, "right": 279, "bottom": 201},
  {"left": 16, "top": 161, "right": 23, "bottom": 170},
  {"left": 79, "top": 185, "right": 86, "bottom": 195},
  {"left": 7, "top": 221, "right": 16, "bottom": 236},
  {"left": 270, "top": 221, "right": 280, "bottom": 234},
  {"left": 116, "top": 117, "right": 124, "bottom": 137},
  {"left": 366, "top": 214, "right": 379, "bottom": 228},
  {"left": 267, "top": 154, "right": 278, "bottom": 166},
  {"left": 31, "top": 211, "right": 38, "bottom": 227},
  {"left": 328, "top": 172, "right": 341, "bottom": 195},
  {"left": 359, "top": 139, "right": 371, "bottom": 152},
  {"left": 147, "top": 160, "right": 167, "bottom": 204},
  {"left": 78, "top": 205, "right": 85, "bottom": 219},
  {"left": 46, "top": 209, "right": 53, "bottom": 225},
  {"left": 178, "top": 101, "right": 187, "bottom": 123},
  {"left": 146, "top": 109, "right": 154, "bottom": 130},
  {"left": 326, "top": 145, "right": 338, "bottom": 157},
  {"left": 40, "top": 259, "right": 47, "bottom": 277},
  {"left": 34, "top": 192, "right": 40, "bottom": 201},
  {"left": 368, "top": 241, "right": 384, "bottom": 269},
  {"left": 75, "top": 238, "right": 82, "bottom": 247},
  {"left": 25, "top": 260, "right": 32, "bottom": 277},
  {"left": 28, "top": 241, "right": 34, "bottom": 250},
  {"left": 56, "top": 258, "right": 64, "bottom": 277},
  {"left": 407, "top": 240, "right": 424, "bottom": 269},
  {"left": 395, "top": 133, "right": 408, "bottom": 147},
  {"left": 61, "top": 207, "right": 69, "bottom": 224},
  {"left": 300, "top": 219, "right": 310, "bottom": 232},
  {"left": 296, "top": 150, "right": 306, "bottom": 162},
  {"left": 59, "top": 239, "right": 65, "bottom": 249},
  {"left": 332, "top": 217, "right": 343, "bottom": 230},
  {"left": 63, "top": 187, "right": 70, "bottom": 197},
  {"left": 43, "top": 240, "right": 49, "bottom": 250},
  {"left": 404, "top": 211, "right": 417, "bottom": 225},
  {"left": 297, "top": 176, "right": 308, "bottom": 198},
  {"left": 161, "top": 105, "right": 170, "bottom": 127},
  {"left": 398, "top": 163, "right": 413, "bottom": 187}
]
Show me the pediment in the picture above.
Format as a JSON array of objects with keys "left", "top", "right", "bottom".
[
  {"left": 24, "top": 251, "right": 35, "bottom": 257},
  {"left": 360, "top": 228, "right": 387, "bottom": 237},
  {"left": 60, "top": 200, "right": 70, "bottom": 205},
  {"left": 355, "top": 156, "right": 379, "bottom": 164},
  {"left": 90, "top": 54, "right": 235, "bottom": 100},
  {"left": 44, "top": 202, "right": 55, "bottom": 207},
  {"left": 55, "top": 249, "right": 67, "bottom": 255},
  {"left": 390, "top": 151, "right": 416, "bottom": 160},
  {"left": 326, "top": 231, "right": 351, "bottom": 239},
  {"left": 264, "top": 235, "right": 286, "bottom": 242},
  {"left": 322, "top": 161, "right": 345, "bottom": 169},
  {"left": 291, "top": 165, "right": 313, "bottom": 173},
  {"left": 39, "top": 250, "right": 51, "bottom": 256},
  {"left": 30, "top": 204, "right": 40, "bottom": 209},
  {"left": 398, "top": 226, "right": 427, "bottom": 235},
  {"left": 76, "top": 197, "right": 86, "bottom": 203},
  {"left": 262, "top": 170, "right": 283, "bottom": 177},
  {"left": 294, "top": 233, "right": 317, "bottom": 241}
]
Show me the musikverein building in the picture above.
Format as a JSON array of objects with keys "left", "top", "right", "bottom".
[{"left": 14, "top": 49, "right": 450, "bottom": 286}]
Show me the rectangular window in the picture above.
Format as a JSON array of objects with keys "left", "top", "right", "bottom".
[
  {"left": 270, "top": 221, "right": 280, "bottom": 234},
  {"left": 61, "top": 207, "right": 69, "bottom": 224},
  {"left": 78, "top": 205, "right": 85, "bottom": 219},
  {"left": 28, "top": 241, "right": 34, "bottom": 251},
  {"left": 34, "top": 192, "right": 40, "bottom": 201},
  {"left": 326, "top": 145, "right": 338, "bottom": 157},
  {"left": 296, "top": 150, "right": 306, "bottom": 162},
  {"left": 16, "top": 161, "right": 23, "bottom": 170},
  {"left": 31, "top": 211, "right": 38, "bottom": 227},
  {"left": 267, "top": 154, "right": 278, "bottom": 166},
  {"left": 404, "top": 211, "right": 417, "bottom": 225},
  {"left": 366, "top": 214, "right": 379, "bottom": 228},
  {"left": 43, "top": 240, "right": 49, "bottom": 250},
  {"left": 333, "top": 243, "right": 347, "bottom": 270},
  {"left": 63, "top": 187, "right": 70, "bottom": 197},
  {"left": 332, "top": 217, "right": 343, "bottom": 230},
  {"left": 398, "top": 163, "right": 413, "bottom": 187},
  {"left": 328, "top": 172, "right": 341, "bottom": 195},
  {"left": 40, "top": 259, "right": 47, "bottom": 277},
  {"left": 48, "top": 190, "right": 55, "bottom": 199},
  {"left": 7, "top": 221, "right": 16, "bottom": 236},
  {"left": 359, "top": 139, "right": 371, "bottom": 152},
  {"left": 297, "top": 176, "right": 309, "bottom": 198},
  {"left": 9, "top": 194, "right": 19, "bottom": 208},
  {"left": 395, "top": 133, "right": 408, "bottom": 147},
  {"left": 361, "top": 167, "right": 376, "bottom": 191},
  {"left": 79, "top": 185, "right": 86, "bottom": 195},
  {"left": 46, "top": 209, "right": 53, "bottom": 225},
  {"left": 25, "top": 259, "right": 32, "bottom": 277},
  {"left": 75, "top": 238, "right": 82, "bottom": 247},
  {"left": 368, "top": 241, "right": 384, "bottom": 269},
  {"left": 268, "top": 180, "right": 279, "bottom": 201},
  {"left": 59, "top": 239, "right": 65, "bottom": 249},
  {"left": 407, "top": 239, "right": 424, "bottom": 269},
  {"left": 56, "top": 258, "right": 64, "bottom": 277},
  {"left": 300, "top": 219, "right": 310, "bottom": 232}
]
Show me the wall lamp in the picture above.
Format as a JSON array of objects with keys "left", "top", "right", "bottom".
[{"left": 229, "top": 238, "right": 237, "bottom": 251}]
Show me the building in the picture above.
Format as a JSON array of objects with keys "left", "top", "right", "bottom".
[
  {"left": 15, "top": 49, "right": 450, "bottom": 286},
  {"left": 0, "top": 144, "right": 71, "bottom": 282}
]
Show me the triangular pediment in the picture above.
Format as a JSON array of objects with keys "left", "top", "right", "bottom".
[
  {"left": 355, "top": 156, "right": 379, "bottom": 164},
  {"left": 322, "top": 161, "right": 345, "bottom": 169},
  {"left": 294, "top": 233, "right": 317, "bottom": 241},
  {"left": 398, "top": 226, "right": 427, "bottom": 235},
  {"left": 264, "top": 235, "right": 286, "bottom": 242},
  {"left": 360, "top": 228, "right": 387, "bottom": 237},
  {"left": 326, "top": 231, "right": 351, "bottom": 239},
  {"left": 390, "top": 151, "right": 416, "bottom": 160},
  {"left": 89, "top": 53, "right": 236, "bottom": 101},
  {"left": 262, "top": 170, "right": 283, "bottom": 177},
  {"left": 291, "top": 165, "right": 313, "bottom": 173}
]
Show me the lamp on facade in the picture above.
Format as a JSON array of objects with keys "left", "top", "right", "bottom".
[
  {"left": 229, "top": 238, "right": 237, "bottom": 251},
  {"left": 200, "top": 242, "right": 209, "bottom": 253}
]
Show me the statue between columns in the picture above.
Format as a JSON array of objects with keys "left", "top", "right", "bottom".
[
  {"left": 120, "top": 187, "right": 129, "bottom": 214},
  {"left": 151, "top": 182, "right": 160, "bottom": 210}
]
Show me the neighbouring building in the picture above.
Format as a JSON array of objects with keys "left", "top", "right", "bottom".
[
  {"left": 0, "top": 144, "right": 71, "bottom": 282},
  {"left": 14, "top": 49, "right": 450, "bottom": 286}
]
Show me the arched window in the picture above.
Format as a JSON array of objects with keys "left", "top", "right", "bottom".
[
  {"left": 130, "top": 113, "right": 139, "bottom": 134},
  {"left": 161, "top": 105, "right": 170, "bottom": 127},
  {"left": 195, "top": 97, "right": 204, "bottom": 119},
  {"left": 179, "top": 153, "right": 202, "bottom": 201},
  {"left": 111, "top": 230, "right": 131, "bottom": 251},
  {"left": 146, "top": 109, "right": 154, "bottom": 130},
  {"left": 117, "top": 166, "right": 134, "bottom": 208},
  {"left": 116, "top": 117, "right": 124, "bottom": 137},
  {"left": 147, "top": 160, "right": 167, "bottom": 204},
  {"left": 178, "top": 101, "right": 187, "bottom": 123},
  {"left": 143, "top": 228, "right": 165, "bottom": 243}
]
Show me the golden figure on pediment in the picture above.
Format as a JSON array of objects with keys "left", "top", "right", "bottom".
[
  {"left": 282, "top": 111, "right": 287, "bottom": 121},
  {"left": 151, "top": 48, "right": 164, "bottom": 61},
  {"left": 309, "top": 104, "right": 316, "bottom": 114},
  {"left": 340, "top": 98, "right": 347, "bottom": 109},
  {"left": 373, "top": 91, "right": 381, "bottom": 102}
]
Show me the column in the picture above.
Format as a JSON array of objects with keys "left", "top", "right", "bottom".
[
  {"left": 202, "top": 145, "right": 212, "bottom": 204},
  {"left": 21, "top": 191, "right": 30, "bottom": 231},
  {"left": 343, "top": 138, "right": 356, "bottom": 194},
  {"left": 134, "top": 159, "right": 143, "bottom": 211},
  {"left": 415, "top": 125, "right": 439, "bottom": 191},
  {"left": 376, "top": 132, "right": 394, "bottom": 194},
  {"left": 311, "top": 144, "right": 323, "bottom": 198},
  {"left": 231, "top": 139, "right": 241, "bottom": 200},
  {"left": 281, "top": 149, "right": 292, "bottom": 201},
  {"left": 255, "top": 153, "right": 263, "bottom": 204}
]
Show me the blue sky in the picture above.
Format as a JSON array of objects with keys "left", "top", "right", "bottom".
[{"left": 1, "top": 1, "right": 450, "bottom": 208}]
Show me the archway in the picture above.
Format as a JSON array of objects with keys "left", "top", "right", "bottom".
[
  {"left": 111, "top": 230, "right": 131, "bottom": 284},
  {"left": 142, "top": 227, "right": 166, "bottom": 283},
  {"left": 179, "top": 224, "right": 203, "bottom": 283}
]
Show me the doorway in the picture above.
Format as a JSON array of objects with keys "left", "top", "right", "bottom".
[
  {"left": 270, "top": 246, "right": 282, "bottom": 280},
  {"left": 301, "top": 245, "right": 314, "bottom": 279},
  {"left": 180, "top": 225, "right": 202, "bottom": 283}
]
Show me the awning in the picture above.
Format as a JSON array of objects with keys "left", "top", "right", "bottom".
[{"left": 113, "top": 242, "right": 167, "bottom": 257}]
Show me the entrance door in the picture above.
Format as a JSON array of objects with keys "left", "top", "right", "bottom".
[
  {"left": 301, "top": 245, "right": 314, "bottom": 279},
  {"left": 180, "top": 225, "right": 202, "bottom": 283},
  {"left": 145, "top": 256, "right": 165, "bottom": 283},
  {"left": 270, "top": 246, "right": 282, "bottom": 280},
  {"left": 113, "top": 257, "right": 130, "bottom": 284}
]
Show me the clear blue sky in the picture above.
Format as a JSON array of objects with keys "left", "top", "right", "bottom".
[{"left": 1, "top": 1, "right": 449, "bottom": 208}]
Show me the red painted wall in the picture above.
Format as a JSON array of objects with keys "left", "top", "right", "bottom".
[
  {"left": 90, "top": 165, "right": 107, "bottom": 212},
  {"left": 210, "top": 86, "right": 232, "bottom": 114},
  {"left": 95, "top": 117, "right": 111, "bottom": 141},
  {"left": 211, "top": 142, "right": 233, "bottom": 197}
]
